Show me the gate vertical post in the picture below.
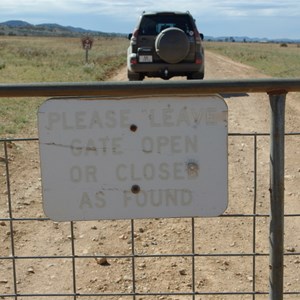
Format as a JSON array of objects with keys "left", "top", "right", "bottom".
[{"left": 268, "top": 92, "right": 286, "bottom": 300}]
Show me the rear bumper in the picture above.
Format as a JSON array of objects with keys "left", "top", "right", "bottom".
[
  {"left": 127, "top": 52, "right": 204, "bottom": 77},
  {"left": 129, "top": 62, "right": 203, "bottom": 74}
]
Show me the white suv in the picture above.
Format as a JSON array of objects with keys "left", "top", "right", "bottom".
[{"left": 127, "top": 11, "right": 205, "bottom": 81}]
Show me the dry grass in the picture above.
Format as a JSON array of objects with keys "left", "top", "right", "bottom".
[
  {"left": 0, "top": 36, "right": 128, "bottom": 135},
  {"left": 0, "top": 36, "right": 128, "bottom": 83},
  {"left": 205, "top": 41, "right": 300, "bottom": 78}
]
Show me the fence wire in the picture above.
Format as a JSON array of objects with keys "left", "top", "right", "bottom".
[{"left": 0, "top": 132, "right": 299, "bottom": 300}]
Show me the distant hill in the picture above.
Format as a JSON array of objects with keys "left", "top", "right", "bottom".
[
  {"left": 1, "top": 20, "right": 33, "bottom": 27},
  {"left": 0, "top": 20, "right": 125, "bottom": 37}
]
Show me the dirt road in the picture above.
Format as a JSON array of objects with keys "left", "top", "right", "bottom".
[{"left": 1, "top": 50, "right": 299, "bottom": 298}]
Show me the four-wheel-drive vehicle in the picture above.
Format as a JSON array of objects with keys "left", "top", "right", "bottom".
[{"left": 127, "top": 11, "right": 205, "bottom": 81}]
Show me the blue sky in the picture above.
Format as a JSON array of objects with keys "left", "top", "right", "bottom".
[{"left": 1, "top": 0, "right": 300, "bottom": 39}]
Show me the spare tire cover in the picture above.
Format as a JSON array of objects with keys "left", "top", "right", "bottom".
[{"left": 155, "top": 27, "right": 190, "bottom": 64}]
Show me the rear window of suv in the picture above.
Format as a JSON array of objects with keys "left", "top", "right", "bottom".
[{"left": 139, "top": 14, "right": 193, "bottom": 35}]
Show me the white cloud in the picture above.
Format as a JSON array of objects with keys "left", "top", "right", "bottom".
[
  {"left": 1, "top": 0, "right": 300, "bottom": 18},
  {"left": 0, "top": 0, "right": 299, "bottom": 38},
  {"left": 210, "top": 0, "right": 300, "bottom": 17}
]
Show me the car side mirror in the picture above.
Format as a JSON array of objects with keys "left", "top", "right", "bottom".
[
  {"left": 128, "top": 33, "right": 132, "bottom": 40},
  {"left": 200, "top": 33, "right": 204, "bottom": 40}
]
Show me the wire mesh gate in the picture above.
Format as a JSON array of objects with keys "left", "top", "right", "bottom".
[{"left": 0, "top": 79, "right": 300, "bottom": 299}]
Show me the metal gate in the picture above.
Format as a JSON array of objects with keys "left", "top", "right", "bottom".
[{"left": 0, "top": 79, "right": 300, "bottom": 299}]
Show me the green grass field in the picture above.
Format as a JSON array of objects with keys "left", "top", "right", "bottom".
[{"left": 0, "top": 36, "right": 300, "bottom": 135}]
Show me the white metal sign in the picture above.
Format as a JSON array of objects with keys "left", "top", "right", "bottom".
[{"left": 38, "top": 95, "right": 228, "bottom": 221}]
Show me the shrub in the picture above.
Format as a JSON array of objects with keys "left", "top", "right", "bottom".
[{"left": 0, "top": 61, "right": 5, "bottom": 70}]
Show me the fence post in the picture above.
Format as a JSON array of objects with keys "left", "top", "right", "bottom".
[{"left": 268, "top": 92, "right": 286, "bottom": 300}]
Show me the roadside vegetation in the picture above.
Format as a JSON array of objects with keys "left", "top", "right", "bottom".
[
  {"left": 1, "top": 36, "right": 300, "bottom": 135},
  {"left": 205, "top": 41, "right": 300, "bottom": 78},
  {"left": 0, "top": 36, "right": 128, "bottom": 135},
  {"left": 0, "top": 36, "right": 128, "bottom": 83}
]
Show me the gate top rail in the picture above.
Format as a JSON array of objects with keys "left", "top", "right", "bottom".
[{"left": 0, "top": 78, "right": 300, "bottom": 98}]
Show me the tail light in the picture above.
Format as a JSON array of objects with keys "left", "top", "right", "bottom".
[
  {"left": 195, "top": 57, "right": 202, "bottom": 65},
  {"left": 131, "top": 28, "right": 139, "bottom": 45},
  {"left": 193, "top": 26, "right": 203, "bottom": 64},
  {"left": 193, "top": 27, "right": 202, "bottom": 43},
  {"left": 130, "top": 57, "right": 138, "bottom": 65},
  {"left": 195, "top": 51, "right": 202, "bottom": 64}
]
